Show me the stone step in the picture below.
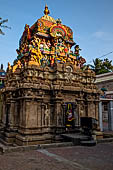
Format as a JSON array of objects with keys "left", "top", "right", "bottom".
[
  {"left": 0, "top": 136, "right": 13, "bottom": 146},
  {"left": 61, "top": 133, "right": 94, "bottom": 146},
  {"left": 103, "top": 133, "right": 113, "bottom": 138},
  {"left": 80, "top": 140, "right": 96, "bottom": 146},
  {"left": 0, "top": 143, "right": 7, "bottom": 154},
  {"left": 97, "top": 137, "right": 113, "bottom": 143}
]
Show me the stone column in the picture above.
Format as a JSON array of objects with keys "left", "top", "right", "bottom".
[
  {"left": 87, "top": 101, "right": 92, "bottom": 117},
  {"left": 62, "top": 104, "right": 66, "bottom": 126},
  {"left": 99, "top": 101, "right": 103, "bottom": 131},
  {"left": 1, "top": 102, "right": 6, "bottom": 128},
  {"left": 41, "top": 103, "right": 45, "bottom": 127},
  {"left": 37, "top": 100, "right": 42, "bottom": 128},
  {"left": 54, "top": 99, "right": 64, "bottom": 134},
  {"left": 108, "top": 101, "right": 113, "bottom": 131},
  {"left": 49, "top": 103, "right": 54, "bottom": 126},
  {"left": 8, "top": 100, "right": 15, "bottom": 129},
  {"left": 77, "top": 101, "right": 81, "bottom": 125},
  {"left": 55, "top": 101, "right": 62, "bottom": 126},
  {"left": 5, "top": 103, "right": 10, "bottom": 128},
  {"left": 19, "top": 99, "right": 24, "bottom": 128},
  {"left": 95, "top": 101, "right": 99, "bottom": 120}
]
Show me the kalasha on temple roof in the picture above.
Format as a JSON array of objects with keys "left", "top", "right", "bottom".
[{"left": 8, "top": 5, "right": 86, "bottom": 72}]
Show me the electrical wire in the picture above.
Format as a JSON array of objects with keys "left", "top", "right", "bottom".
[{"left": 87, "top": 51, "right": 113, "bottom": 64}]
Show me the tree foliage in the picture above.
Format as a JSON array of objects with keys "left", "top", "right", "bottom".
[
  {"left": 0, "top": 17, "right": 11, "bottom": 35},
  {"left": 90, "top": 58, "right": 113, "bottom": 75}
]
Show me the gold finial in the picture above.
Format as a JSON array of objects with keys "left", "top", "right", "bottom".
[{"left": 44, "top": 4, "right": 50, "bottom": 15}]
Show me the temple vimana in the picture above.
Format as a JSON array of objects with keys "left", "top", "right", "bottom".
[{"left": 0, "top": 5, "right": 100, "bottom": 145}]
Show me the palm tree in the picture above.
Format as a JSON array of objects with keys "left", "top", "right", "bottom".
[
  {"left": 0, "top": 17, "right": 11, "bottom": 35},
  {"left": 91, "top": 58, "right": 102, "bottom": 74},
  {"left": 90, "top": 58, "right": 113, "bottom": 75}
]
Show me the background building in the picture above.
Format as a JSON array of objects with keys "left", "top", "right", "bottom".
[
  {"left": 96, "top": 72, "right": 113, "bottom": 131},
  {"left": 96, "top": 72, "right": 113, "bottom": 99}
]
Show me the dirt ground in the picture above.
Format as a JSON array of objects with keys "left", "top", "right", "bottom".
[{"left": 0, "top": 142, "right": 113, "bottom": 170}]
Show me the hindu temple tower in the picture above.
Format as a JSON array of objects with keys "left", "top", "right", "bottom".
[{"left": 0, "top": 5, "right": 100, "bottom": 145}]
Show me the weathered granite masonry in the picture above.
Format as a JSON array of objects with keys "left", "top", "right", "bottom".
[{"left": 1, "top": 63, "right": 100, "bottom": 145}]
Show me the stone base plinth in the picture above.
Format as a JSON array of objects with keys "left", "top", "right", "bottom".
[
  {"left": 93, "top": 131, "right": 103, "bottom": 140},
  {"left": 16, "top": 133, "right": 55, "bottom": 146},
  {"left": 1, "top": 126, "right": 65, "bottom": 146}
]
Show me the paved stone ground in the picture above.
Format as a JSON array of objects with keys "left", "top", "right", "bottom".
[{"left": 0, "top": 143, "right": 113, "bottom": 170}]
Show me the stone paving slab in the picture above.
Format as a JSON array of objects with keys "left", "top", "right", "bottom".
[{"left": 0, "top": 143, "right": 113, "bottom": 170}]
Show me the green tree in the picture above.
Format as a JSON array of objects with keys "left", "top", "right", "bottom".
[
  {"left": 90, "top": 58, "right": 113, "bottom": 75},
  {"left": 0, "top": 17, "right": 11, "bottom": 35}
]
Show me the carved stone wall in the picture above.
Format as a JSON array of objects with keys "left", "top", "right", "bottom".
[{"left": 0, "top": 62, "right": 100, "bottom": 145}]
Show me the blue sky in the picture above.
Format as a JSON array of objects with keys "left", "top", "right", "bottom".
[{"left": 0, "top": 0, "right": 113, "bottom": 69}]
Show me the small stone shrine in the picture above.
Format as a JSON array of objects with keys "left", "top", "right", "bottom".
[{"left": 1, "top": 5, "right": 100, "bottom": 145}]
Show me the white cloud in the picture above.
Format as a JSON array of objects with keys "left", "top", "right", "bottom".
[
  {"left": 93, "top": 31, "right": 105, "bottom": 38},
  {"left": 92, "top": 31, "right": 113, "bottom": 41}
]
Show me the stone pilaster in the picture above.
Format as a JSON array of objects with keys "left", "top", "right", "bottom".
[{"left": 8, "top": 100, "right": 16, "bottom": 129}]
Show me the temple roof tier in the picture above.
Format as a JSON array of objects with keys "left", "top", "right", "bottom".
[{"left": 11, "top": 5, "right": 86, "bottom": 73}]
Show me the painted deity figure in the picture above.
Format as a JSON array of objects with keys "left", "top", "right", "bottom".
[
  {"left": 78, "top": 56, "right": 86, "bottom": 68},
  {"left": 20, "top": 24, "right": 31, "bottom": 44},
  {"left": 17, "top": 60, "right": 21, "bottom": 68},
  {"left": 65, "top": 103, "right": 75, "bottom": 128},
  {"left": 46, "top": 40, "right": 51, "bottom": 51},
  {"left": 67, "top": 44, "right": 71, "bottom": 54},
  {"left": 24, "top": 24, "right": 31, "bottom": 40},
  {"left": 34, "top": 36, "right": 40, "bottom": 49},
  {"left": 50, "top": 56, "right": 55, "bottom": 67},
  {"left": 40, "top": 38, "right": 46, "bottom": 52},
  {"left": 23, "top": 43, "right": 29, "bottom": 54},
  {"left": 57, "top": 38, "right": 65, "bottom": 53},
  {"left": 74, "top": 45, "right": 81, "bottom": 60}
]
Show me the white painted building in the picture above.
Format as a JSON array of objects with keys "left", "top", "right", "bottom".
[{"left": 96, "top": 72, "right": 113, "bottom": 131}]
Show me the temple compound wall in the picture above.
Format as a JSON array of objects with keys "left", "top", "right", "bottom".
[{"left": 0, "top": 5, "right": 100, "bottom": 145}]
